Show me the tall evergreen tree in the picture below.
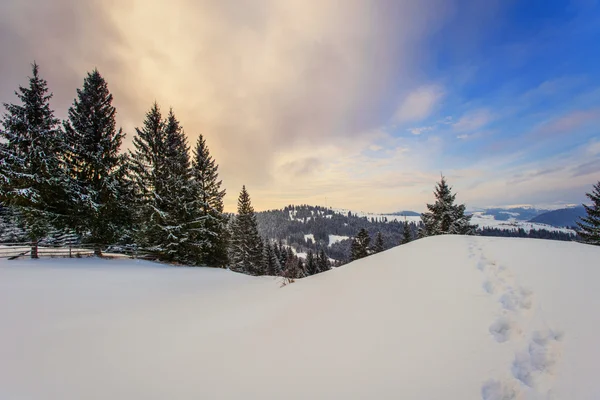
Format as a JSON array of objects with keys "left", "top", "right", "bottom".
[
  {"left": 191, "top": 134, "right": 228, "bottom": 267},
  {"left": 401, "top": 220, "right": 412, "bottom": 244},
  {"left": 0, "top": 63, "right": 69, "bottom": 257},
  {"left": 577, "top": 181, "right": 600, "bottom": 245},
  {"left": 129, "top": 103, "right": 168, "bottom": 255},
  {"left": 317, "top": 248, "right": 330, "bottom": 272},
  {"left": 305, "top": 249, "right": 317, "bottom": 275},
  {"left": 63, "top": 69, "right": 130, "bottom": 255},
  {"left": 420, "top": 176, "right": 477, "bottom": 237},
  {"left": 263, "top": 242, "right": 282, "bottom": 276},
  {"left": 158, "top": 110, "right": 196, "bottom": 262},
  {"left": 373, "top": 231, "right": 384, "bottom": 253},
  {"left": 350, "top": 228, "right": 371, "bottom": 261},
  {"left": 230, "top": 186, "right": 264, "bottom": 275},
  {"left": 284, "top": 255, "right": 306, "bottom": 279}
]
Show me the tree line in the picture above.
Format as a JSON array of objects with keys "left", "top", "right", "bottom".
[{"left": 0, "top": 62, "right": 332, "bottom": 277}]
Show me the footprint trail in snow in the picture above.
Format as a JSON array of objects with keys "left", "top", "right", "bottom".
[{"left": 468, "top": 239, "right": 564, "bottom": 400}]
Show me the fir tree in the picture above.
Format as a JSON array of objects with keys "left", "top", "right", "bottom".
[
  {"left": 401, "top": 220, "right": 412, "bottom": 244},
  {"left": 63, "top": 69, "right": 130, "bottom": 255},
  {"left": 129, "top": 103, "right": 168, "bottom": 255},
  {"left": 350, "top": 228, "right": 371, "bottom": 261},
  {"left": 577, "top": 181, "right": 600, "bottom": 245},
  {"left": 420, "top": 176, "right": 477, "bottom": 237},
  {"left": 0, "top": 63, "right": 69, "bottom": 257},
  {"left": 273, "top": 241, "right": 282, "bottom": 263},
  {"left": 305, "top": 250, "right": 317, "bottom": 275},
  {"left": 284, "top": 256, "right": 306, "bottom": 279},
  {"left": 263, "top": 242, "right": 282, "bottom": 276},
  {"left": 159, "top": 110, "right": 195, "bottom": 262},
  {"left": 317, "top": 248, "right": 330, "bottom": 272},
  {"left": 230, "top": 186, "right": 264, "bottom": 275},
  {"left": 373, "top": 231, "right": 384, "bottom": 253},
  {"left": 191, "top": 134, "right": 228, "bottom": 267}
]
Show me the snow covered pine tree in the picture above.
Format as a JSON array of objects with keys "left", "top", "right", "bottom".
[
  {"left": 373, "top": 231, "right": 384, "bottom": 253},
  {"left": 577, "top": 181, "right": 600, "bottom": 245},
  {"left": 419, "top": 176, "right": 477, "bottom": 237},
  {"left": 401, "top": 219, "right": 412, "bottom": 244},
  {"left": 63, "top": 69, "right": 131, "bottom": 255},
  {"left": 159, "top": 109, "right": 197, "bottom": 263},
  {"left": 229, "top": 186, "right": 264, "bottom": 275},
  {"left": 263, "top": 242, "right": 282, "bottom": 276},
  {"left": 317, "top": 248, "right": 331, "bottom": 272},
  {"left": 0, "top": 63, "right": 71, "bottom": 258},
  {"left": 129, "top": 103, "right": 170, "bottom": 258},
  {"left": 350, "top": 228, "right": 371, "bottom": 261},
  {"left": 191, "top": 134, "right": 229, "bottom": 267}
]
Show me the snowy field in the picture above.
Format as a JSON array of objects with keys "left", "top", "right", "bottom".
[
  {"left": 0, "top": 236, "right": 598, "bottom": 399},
  {"left": 328, "top": 234, "right": 350, "bottom": 246}
]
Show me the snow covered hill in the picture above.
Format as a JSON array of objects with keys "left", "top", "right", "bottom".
[{"left": 1, "top": 236, "right": 599, "bottom": 399}]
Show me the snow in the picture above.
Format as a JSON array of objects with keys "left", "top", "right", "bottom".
[
  {"left": 1, "top": 236, "right": 599, "bottom": 399},
  {"left": 328, "top": 234, "right": 349, "bottom": 246},
  {"left": 304, "top": 233, "right": 314, "bottom": 243}
]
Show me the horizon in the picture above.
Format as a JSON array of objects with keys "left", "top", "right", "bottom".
[{"left": 1, "top": 1, "right": 599, "bottom": 213}]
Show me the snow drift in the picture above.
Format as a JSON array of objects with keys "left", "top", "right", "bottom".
[{"left": 0, "top": 236, "right": 599, "bottom": 399}]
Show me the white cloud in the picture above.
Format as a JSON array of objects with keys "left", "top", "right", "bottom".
[
  {"left": 456, "top": 134, "right": 469, "bottom": 140},
  {"left": 408, "top": 126, "right": 434, "bottom": 135},
  {"left": 394, "top": 85, "right": 445, "bottom": 123},
  {"left": 453, "top": 109, "right": 493, "bottom": 132}
]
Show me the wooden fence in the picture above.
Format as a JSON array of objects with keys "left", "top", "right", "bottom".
[{"left": 0, "top": 243, "right": 156, "bottom": 260}]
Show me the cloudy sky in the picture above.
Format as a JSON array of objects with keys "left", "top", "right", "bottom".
[{"left": 1, "top": 0, "right": 599, "bottom": 212}]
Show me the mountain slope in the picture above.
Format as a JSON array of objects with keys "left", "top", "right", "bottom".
[
  {"left": 529, "top": 206, "right": 586, "bottom": 228},
  {"left": 1, "top": 236, "right": 598, "bottom": 399}
]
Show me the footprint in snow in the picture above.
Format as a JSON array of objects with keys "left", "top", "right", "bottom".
[
  {"left": 499, "top": 286, "right": 533, "bottom": 311},
  {"left": 511, "top": 329, "right": 564, "bottom": 389},
  {"left": 489, "top": 316, "right": 521, "bottom": 343},
  {"left": 481, "top": 379, "right": 520, "bottom": 400}
]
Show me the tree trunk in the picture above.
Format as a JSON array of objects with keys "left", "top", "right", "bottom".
[
  {"left": 31, "top": 239, "right": 38, "bottom": 259},
  {"left": 94, "top": 244, "right": 102, "bottom": 257}
]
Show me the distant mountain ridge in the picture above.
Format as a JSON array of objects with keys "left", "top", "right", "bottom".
[
  {"left": 469, "top": 207, "right": 548, "bottom": 221},
  {"left": 388, "top": 211, "right": 421, "bottom": 216},
  {"left": 529, "top": 206, "right": 586, "bottom": 228}
]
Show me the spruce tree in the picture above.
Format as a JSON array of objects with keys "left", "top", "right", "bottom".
[
  {"left": 305, "top": 250, "right": 317, "bottom": 275},
  {"left": 63, "top": 69, "right": 130, "bottom": 255},
  {"left": 0, "top": 63, "right": 70, "bottom": 257},
  {"left": 263, "top": 242, "right": 282, "bottom": 276},
  {"left": 277, "top": 239, "right": 287, "bottom": 269},
  {"left": 577, "top": 181, "right": 600, "bottom": 245},
  {"left": 230, "top": 186, "right": 264, "bottom": 275},
  {"left": 284, "top": 256, "right": 306, "bottom": 279},
  {"left": 159, "top": 110, "right": 196, "bottom": 262},
  {"left": 350, "top": 228, "right": 371, "bottom": 261},
  {"left": 317, "top": 248, "right": 330, "bottom": 272},
  {"left": 191, "top": 134, "right": 228, "bottom": 267},
  {"left": 129, "top": 103, "right": 168, "bottom": 255},
  {"left": 373, "top": 231, "right": 384, "bottom": 253},
  {"left": 401, "top": 220, "right": 412, "bottom": 244},
  {"left": 420, "top": 176, "right": 477, "bottom": 237}
]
